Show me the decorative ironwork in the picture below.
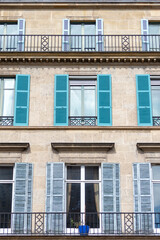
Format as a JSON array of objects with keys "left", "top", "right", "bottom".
[
  {"left": 124, "top": 213, "right": 134, "bottom": 234},
  {"left": 69, "top": 116, "right": 97, "bottom": 126},
  {"left": 122, "top": 36, "right": 130, "bottom": 51},
  {"left": 35, "top": 213, "right": 44, "bottom": 234},
  {"left": 0, "top": 116, "right": 14, "bottom": 126},
  {"left": 153, "top": 117, "right": 160, "bottom": 126},
  {"left": 41, "top": 36, "right": 49, "bottom": 51}
]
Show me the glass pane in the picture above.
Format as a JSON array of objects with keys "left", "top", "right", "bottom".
[
  {"left": 149, "top": 23, "right": 160, "bottom": 35},
  {"left": 85, "top": 183, "right": 99, "bottom": 228},
  {"left": 70, "top": 87, "right": 81, "bottom": 116},
  {"left": 0, "top": 183, "right": 12, "bottom": 212},
  {"left": 84, "top": 87, "right": 96, "bottom": 116},
  {"left": 0, "top": 24, "right": 4, "bottom": 35},
  {"left": 67, "top": 166, "right": 81, "bottom": 180},
  {"left": 84, "top": 24, "right": 96, "bottom": 36},
  {"left": 2, "top": 89, "right": 14, "bottom": 116},
  {"left": 84, "top": 24, "right": 96, "bottom": 51},
  {"left": 151, "top": 88, "right": 160, "bottom": 116},
  {"left": 6, "top": 24, "right": 17, "bottom": 35},
  {"left": 153, "top": 183, "right": 160, "bottom": 228},
  {"left": 149, "top": 24, "right": 160, "bottom": 51},
  {"left": 85, "top": 166, "right": 99, "bottom": 180},
  {"left": 0, "top": 166, "right": 13, "bottom": 180},
  {"left": 67, "top": 183, "right": 80, "bottom": 228},
  {"left": 70, "top": 24, "right": 82, "bottom": 50},
  {"left": 71, "top": 24, "right": 82, "bottom": 35},
  {"left": 4, "top": 79, "right": 15, "bottom": 89},
  {"left": 152, "top": 165, "right": 160, "bottom": 180}
]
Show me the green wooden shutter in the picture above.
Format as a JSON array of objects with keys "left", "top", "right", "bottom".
[
  {"left": 141, "top": 19, "right": 149, "bottom": 51},
  {"left": 13, "top": 163, "right": 33, "bottom": 233},
  {"left": 102, "top": 163, "right": 120, "bottom": 233},
  {"left": 62, "top": 19, "right": 70, "bottom": 51},
  {"left": 18, "top": 19, "right": 25, "bottom": 51},
  {"left": 96, "top": 19, "right": 104, "bottom": 51},
  {"left": 97, "top": 74, "right": 112, "bottom": 126},
  {"left": 46, "top": 162, "right": 64, "bottom": 233},
  {"left": 136, "top": 74, "right": 153, "bottom": 126},
  {"left": 54, "top": 75, "right": 68, "bottom": 126},
  {"left": 14, "top": 74, "right": 30, "bottom": 126}
]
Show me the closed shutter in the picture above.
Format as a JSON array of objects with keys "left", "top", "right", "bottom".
[
  {"left": 96, "top": 19, "right": 104, "bottom": 51},
  {"left": 141, "top": 19, "right": 149, "bottom": 51},
  {"left": 13, "top": 163, "right": 33, "bottom": 233},
  {"left": 14, "top": 74, "right": 30, "bottom": 126},
  {"left": 18, "top": 19, "right": 25, "bottom": 51},
  {"left": 97, "top": 74, "right": 112, "bottom": 126},
  {"left": 62, "top": 19, "right": 70, "bottom": 51},
  {"left": 102, "top": 163, "right": 120, "bottom": 233},
  {"left": 46, "top": 162, "right": 65, "bottom": 233},
  {"left": 133, "top": 163, "right": 153, "bottom": 233},
  {"left": 54, "top": 75, "right": 68, "bottom": 126},
  {"left": 136, "top": 74, "right": 152, "bottom": 126}
]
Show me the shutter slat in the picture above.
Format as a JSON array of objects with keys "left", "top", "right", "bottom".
[
  {"left": 18, "top": 19, "right": 25, "bottom": 51},
  {"left": 141, "top": 19, "right": 149, "bottom": 51}
]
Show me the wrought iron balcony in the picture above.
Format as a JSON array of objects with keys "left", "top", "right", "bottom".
[
  {"left": 0, "top": 212, "right": 160, "bottom": 235},
  {"left": 0, "top": 116, "right": 14, "bottom": 126},
  {"left": 69, "top": 116, "right": 97, "bottom": 126},
  {"left": 153, "top": 117, "right": 160, "bottom": 126},
  {"left": 0, "top": 34, "right": 160, "bottom": 52}
]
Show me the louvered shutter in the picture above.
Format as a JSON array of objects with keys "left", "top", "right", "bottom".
[
  {"left": 62, "top": 19, "right": 70, "bottom": 51},
  {"left": 97, "top": 74, "right": 112, "bottom": 126},
  {"left": 46, "top": 162, "right": 65, "bottom": 233},
  {"left": 141, "top": 19, "right": 149, "bottom": 51},
  {"left": 133, "top": 163, "right": 153, "bottom": 233},
  {"left": 13, "top": 163, "right": 33, "bottom": 233},
  {"left": 18, "top": 19, "right": 25, "bottom": 51},
  {"left": 102, "top": 163, "right": 121, "bottom": 233},
  {"left": 14, "top": 74, "right": 30, "bottom": 126},
  {"left": 96, "top": 19, "right": 104, "bottom": 51},
  {"left": 136, "top": 75, "right": 152, "bottom": 126},
  {"left": 54, "top": 75, "right": 68, "bottom": 126}
]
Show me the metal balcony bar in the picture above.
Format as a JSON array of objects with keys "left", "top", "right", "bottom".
[
  {"left": 0, "top": 212, "right": 160, "bottom": 235},
  {"left": 153, "top": 116, "right": 160, "bottom": 126},
  {"left": 69, "top": 116, "right": 97, "bottom": 126},
  {"left": 0, "top": 34, "right": 160, "bottom": 52},
  {"left": 0, "top": 116, "right": 14, "bottom": 126}
]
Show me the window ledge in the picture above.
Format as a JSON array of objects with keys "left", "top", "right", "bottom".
[
  {"left": 0, "top": 143, "right": 29, "bottom": 151},
  {"left": 137, "top": 143, "right": 160, "bottom": 152},
  {"left": 51, "top": 142, "right": 114, "bottom": 152}
]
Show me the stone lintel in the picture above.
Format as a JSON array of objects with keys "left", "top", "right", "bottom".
[
  {"left": 137, "top": 143, "right": 160, "bottom": 152},
  {"left": 0, "top": 143, "right": 30, "bottom": 151}
]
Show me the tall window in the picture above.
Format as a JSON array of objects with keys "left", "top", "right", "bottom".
[
  {"left": 151, "top": 76, "right": 160, "bottom": 125},
  {"left": 152, "top": 165, "right": 160, "bottom": 228},
  {"left": 0, "top": 23, "right": 18, "bottom": 51},
  {"left": 149, "top": 23, "right": 160, "bottom": 51}
]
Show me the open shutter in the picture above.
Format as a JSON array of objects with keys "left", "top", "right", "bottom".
[
  {"left": 133, "top": 163, "right": 153, "bottom": 233},
  {"left": 136, "top": 74, "right": 152, "bottom": 126},
  {"left": 62, "top": 19, "right": 70, "bottom": 51},
  {"left": 14, "top": 74, "right": 30, "bottom": 126},
  {"left": 54, "top": 75, "right": 68, "bottom": 126},
  {"left": 97, "top": 74, "right": 112, "bottom": 126},
  {"left": 18, "top": 19, "right": 25, "bottom": 51},
  {"left": 13, "top": 163, "right": 33, "bottom": 233},
  {"left": 102, "top": 163, "right": 120, "bottom": 233},
  {"left": 141, "top": 19, "right": 149, "bottom": 51},
  {"left": 96, "top": 19, "right": 104, "bottom": 51},
  {"left": 46, "top": 162, "right": 64, "bottom": 233}
]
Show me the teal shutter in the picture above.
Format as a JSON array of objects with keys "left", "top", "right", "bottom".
[
  {"left": 102, "top": 163, "right": 121, "bottom": 233},
  {"left": 97, "top": 74, "right": 112, "bottom": 126},
  {"left": 136, "top": 74, "right": 152, "bottom": 126},
  {"left": 96, "top": 19, "right": 104, "bottom": 51},
  {"left": 62, "top": 19, "right": 70, "bottom": 51},
  {"left": 46, "top": 162, "right": 65, "bottom": 233},
  {"left": 133, "top": 163, "right": 153, "bottom": 233},
  {"left": 54, "top": 75, "right": 68, "bottom": 126},
  {"left": 141, "top": 19, "right": 149, "bottom": 51},
  {"left": 18, "top": 19, "right": 25, "bottom": 51},
  {"left": 14, "top": 74, "right": 30, "bottom": 126},
  {"left": 13, "top": 163, "right": 33, "bottom": 233}
]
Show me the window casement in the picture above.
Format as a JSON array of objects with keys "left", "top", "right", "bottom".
[
  {"left": 152, "top": 165, "right": 160, "bottom": 229},
  {"left": 151, "top": 76, "right": 160, "bottom": 126}
]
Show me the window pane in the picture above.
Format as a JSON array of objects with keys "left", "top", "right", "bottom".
[
  {"left": 3, "top": 89, "right": 14, "bottom": 116},
  {"left": 0, "top": 183, "right": 12, "bottom": 212},
  {"left": 70, "top": 87, "right": 81, "bottom": 116},
  {"left": 4, "top": 79, "right": 15, "bottom": 89},
  {"left": 84, "top": 24, "right": 96, "bottom": 36},
  {"left": 152, "top": 88, "right": 160, "bottom": 116},
  {"left": 6, "top": 24, "right": 17, "bottom": 35},
  {"left": 152, "top": 165, "right": 160, "bottom": 180},
  {"left": 84, "top": 87, "right": 96, "bottom": 116},
  {"left": 67, "top": 166, "right": 80, "bottom": 180},
  {"left": 149, "top": 23, "right": 160, "bottom": 35},
  {"left": 71, "top": 24, "right": 82, "bottom": 35},
  {"left": 85, "top": 166, "right": 99, "bottom": 180},
  {"left": 0, "top": 166, "right": 13, "bottom": 180}
]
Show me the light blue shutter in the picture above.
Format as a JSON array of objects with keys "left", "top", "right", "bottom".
[
  {"left": 133, "top": 163, "right": 153, "bottom": 233},
  {"left": 102, "top": 163, "right": 121, "bottom": 233},
  {"left": 14, "top": 74, "right": 30, "bottom": 126},
  {"left": 13, "top": 163, "right": 33, "bottom": 233},
  {"left": 136, "top": 74, "right": 152, "bottom": 126},
  {"left": 46, "top": 162, "right": 65, "bottom": 233},
  {"left": 18, "top": 19, "right": 25, "bottom": 51},
  {"left": 54, "top": 75, "right": 68, "bottom": 126},
  {"left": 97, "top": 74, "right": 112, "bottom": 126},
  {"left": 141, "top": 19, "right": 149, "bottom": 51},
  {"left": 96, "top": 19, "right": 104, "bottom": 51},
  {"left": 62, "top": 19, "right": 70, "bottom": 51}
]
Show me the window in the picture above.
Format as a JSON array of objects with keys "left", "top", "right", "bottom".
[
  {"left": 149, "top": 23, "right": 160, "bottom": 51},
  {"left": 152, "top": 165, "right": 160, "bottom": 229},
  {"left": 151, "top": 76, "right": 160, "bottom": 125},
  {"left": 0, "top": 23, "right": 18, "bottom": 51}
]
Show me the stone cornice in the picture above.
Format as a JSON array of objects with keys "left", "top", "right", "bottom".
[
  {"left": 0, "top": 142, "right": 29, "bottom": 151},
  {"left": 137, "top": 143, "right": 160, "bottom": 152}
]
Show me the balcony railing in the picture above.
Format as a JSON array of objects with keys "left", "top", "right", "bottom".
[
  {"left": 153, "top": 117, "right": 160, "bottom": 126},
  {"left": 0, "top": 212, "right": 160, "bottom": 235},
  {"left": 0, "top": 34, "right": 160, "bottom": 52},
  {"left": 0, "top": 116, "right": 14, "bottom": 126},
  {"left": 69, "top": 116, "right": 97, "bottom": 126}
]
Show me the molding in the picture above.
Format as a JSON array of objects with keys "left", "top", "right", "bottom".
[
  {"left": 51, "top": 142, "right": 114, "bottom": 152},
  {"left": 137, "top": 143, "right": 160, "bottom": 152},
  {"left": 0, "top": 143, "right": 29, "bottom": 151}
]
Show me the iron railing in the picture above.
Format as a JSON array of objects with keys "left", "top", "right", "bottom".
[
  {"left": 0, "top": 34, "right": 160, "bottom": 52},
  {"left": 0, "top": 212, "right": 160, "bottom": 235},
  {"left": 69, "top": 116, "right": 97, "bottom": 126},
  {"left": 0, "top": 116, "right": 14, "bottom": 126},
  {"left": 153, "top": 117, "right": 160, "bottom": 126}
]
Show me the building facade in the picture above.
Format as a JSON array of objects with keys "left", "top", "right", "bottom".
[{"left": 0, "top": 0, "right": 160, "bottom": 238}]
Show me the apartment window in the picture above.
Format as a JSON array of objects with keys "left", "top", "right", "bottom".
[
  {"left": 151, "top": 76, "right": 160, "bottom": 126},
  {"left": 0, "top": 23, "right": 18, "bottom": 51},
  {"left": 152, "top": 165, "right": 160, "bottom": 228},
  {"left": 149, "top": 23, "right": 160, "bottom": 51},
  {"left": 0, "top": 77, "right": 15, "bottom": 125}
]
